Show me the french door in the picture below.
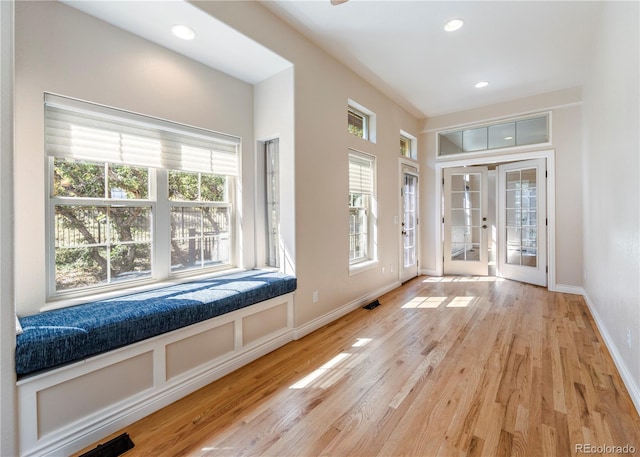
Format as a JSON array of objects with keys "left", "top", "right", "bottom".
[
  {"left": 497, "top": 158, "right": 547, "bottom": 286},
  {"left": 443, "top": 166, "right": 489, "bottom": 276},
  {"left": 400, "top": 166, "right": 419, "bottom": 282}
]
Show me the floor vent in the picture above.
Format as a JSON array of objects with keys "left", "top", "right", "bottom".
[
  {"left": 79, "top": 433, "right": 134, "bottom": 457},
  {"left": 363, "top": 299, "right": 381, "bottom": 310}
]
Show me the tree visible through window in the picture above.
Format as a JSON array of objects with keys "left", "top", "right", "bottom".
[
  {"left": 46, "top": 93, "right": 239, "bottom": 298},
  {"left": 348, "top": 108, "right": 368, "bottom": 139},
  {"left": 53, "top": 159, "right": 152, "bottom": 291},
  {"left": 169, "top": 171, "right": 231, "bottom": 273}
]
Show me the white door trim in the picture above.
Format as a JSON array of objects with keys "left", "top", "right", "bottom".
[{"left": 434, "top": 149, "right": 557, "bottom": 291}]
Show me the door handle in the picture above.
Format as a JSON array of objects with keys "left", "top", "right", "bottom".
[
  {"left": 482, "top": 225, "right": 487, "bottom": 229},
  {"left": 401, "top": 230, "right": 407, "bottom": 236}
]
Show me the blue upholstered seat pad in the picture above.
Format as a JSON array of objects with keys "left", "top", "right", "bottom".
[{"left": 16, "top": 270, "right": 296, "bottom": 376}]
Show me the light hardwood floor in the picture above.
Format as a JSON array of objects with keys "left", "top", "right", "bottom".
[{"left": 76, "top": 277, "right": 640, "bottom": 456}]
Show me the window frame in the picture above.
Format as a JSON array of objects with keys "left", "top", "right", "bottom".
[
  {"left": 347, "top": 99, "right": 377, "bottom": 143},
  {"left": 348, "top": 150, "right": 377, "bottom": 273},
  {"left": 168, "top": 170, "right": 234, "bottom": 276},
  {"left": 48, "top": 158, "right": 156, "bottom": 296},
  {"left": 44, "top": 94, "right": 241, "bottom": 302},
  {"left": 400, "top": 130, "right": 418, "bottom": 160},
  {"left": 264, "top": 139, "right": 280, "bottom": 268},
  {"left": 348, "top": 107, "right": 369, "bottom": 140},
  {"left": 437, "top": 113, "right": 551, "bottom": 159}
]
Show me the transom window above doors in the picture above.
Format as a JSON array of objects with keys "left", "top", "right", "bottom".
[{"left": 438, "top": 114, "right": 549, "bottom": 157}]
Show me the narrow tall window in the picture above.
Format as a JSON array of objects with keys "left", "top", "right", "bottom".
[
  {"left": 265, "top": 139, "right": 280, "bottom": 268},
  {"left": 348, "top": 151, "right": 375, "bottom": 265}
]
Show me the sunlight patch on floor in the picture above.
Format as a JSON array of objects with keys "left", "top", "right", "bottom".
[
  {"left": 401, "top": 296, "right": 447, "bottom": 309},
  {"left": 352, "top": 337, "right": 373, "bottom": 347},
  {"left": 446, "top": 296, "right": 476, "bottom": 308},
  {"left": 422, "top": 276, "right": 505, "bottom": 283},
  {"left": 401, "top": 295, "right": 477, "bottom": 309},
  {"left": 289, "top": 352, "right": 352, "bottom": 389}
]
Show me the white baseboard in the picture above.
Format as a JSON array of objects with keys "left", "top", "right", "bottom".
[
  {"left": 553, "top": 284, "right": 585, "bottom": 295},
  {"left": 293, "top": 281, "right": 401, "bottom": 340},
  {"left": 419, "top": 269, "right": 438, "bottom": 276},
  {"left": 581, "top": 291, "right": 640, "bottom": 415}
]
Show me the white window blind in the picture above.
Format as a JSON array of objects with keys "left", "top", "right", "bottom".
[
  {"left": 45, "top": 94, "right": 240, "bottom": 176},
  {"left": 348, "top": 152, "right": 374, "bottom": 194}
]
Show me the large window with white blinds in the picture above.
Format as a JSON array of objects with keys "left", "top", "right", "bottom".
[
  {"left": 348, "top": 150, "right": 376, "bottom": 266},
  {"left": 45, "top": 94, "right": 240, "bottom": 298}
]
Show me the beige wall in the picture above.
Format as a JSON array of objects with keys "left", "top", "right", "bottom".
[
  {"left": 419, "top": 88, "right": 584, "bottom": 288},
  {"left": 15, "top": 1, "right": 420, "bottom": 327},
  {"left": 582, "top": 1, "right": 640, "bottom": 406},
  {"left": 15, "top": 1, "right": 255, "bottom": 315},
  {"left": 254, "top": 67, "right": 296, "bottom": 275},
  {"left": 196, "top": 1, "right": 420, "bottom": 327}
]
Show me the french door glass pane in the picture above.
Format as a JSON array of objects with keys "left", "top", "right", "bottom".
[
  {"left": 403, "top": 174, "right": 417, "bottom": 268},
  {"left": 449, "top": 172, "right": 482, "bottom": 263},
  {"left": 505, "top": 167, "right": 538, "bottom": 267},
  {"left": 451, "top": 244, "right": 480, "bottom": 261}
]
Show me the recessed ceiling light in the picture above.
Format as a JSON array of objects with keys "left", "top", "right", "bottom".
[
  {"left": 504, "top": 136, "right": 513, "bottom": 140},
  {"left": 444, "top": 18, "right": 464, "bottom": 32},
  {"left": 474, "top": 81, "right": 489, "bottom": 88},
  {"left": 172, "top": 24, "right": 195, "bottom": 40}
]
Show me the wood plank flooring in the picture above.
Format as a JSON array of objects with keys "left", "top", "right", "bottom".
[{"left": 75, "top": 277, "right": 640, "bottom": 457}]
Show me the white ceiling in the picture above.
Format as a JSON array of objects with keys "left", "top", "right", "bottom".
[
  {"left": 61, "top": 0, "right": 292, "bottom": 84},
  {"left": 262, "top": 0, "right": 603, "bottom": 117},
  {"left": 62, "top": 0, "right": 603, "bottom": 119}
]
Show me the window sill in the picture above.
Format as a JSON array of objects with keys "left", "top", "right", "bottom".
[{"left": 349, "top": 260, "right": 379, "bottom": 276}]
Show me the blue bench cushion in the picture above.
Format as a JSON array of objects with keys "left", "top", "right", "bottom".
[{"left": 16, "top": 270, "right": 296, "bottom": 376}]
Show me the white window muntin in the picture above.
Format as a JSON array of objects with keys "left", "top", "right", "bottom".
[{"left": 45, "top": 94, "right": 240, "bottom": 300}]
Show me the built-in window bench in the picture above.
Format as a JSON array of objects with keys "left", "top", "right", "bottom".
[{"left": 16, "top": 269, "right": 296, "bottom": 457}]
